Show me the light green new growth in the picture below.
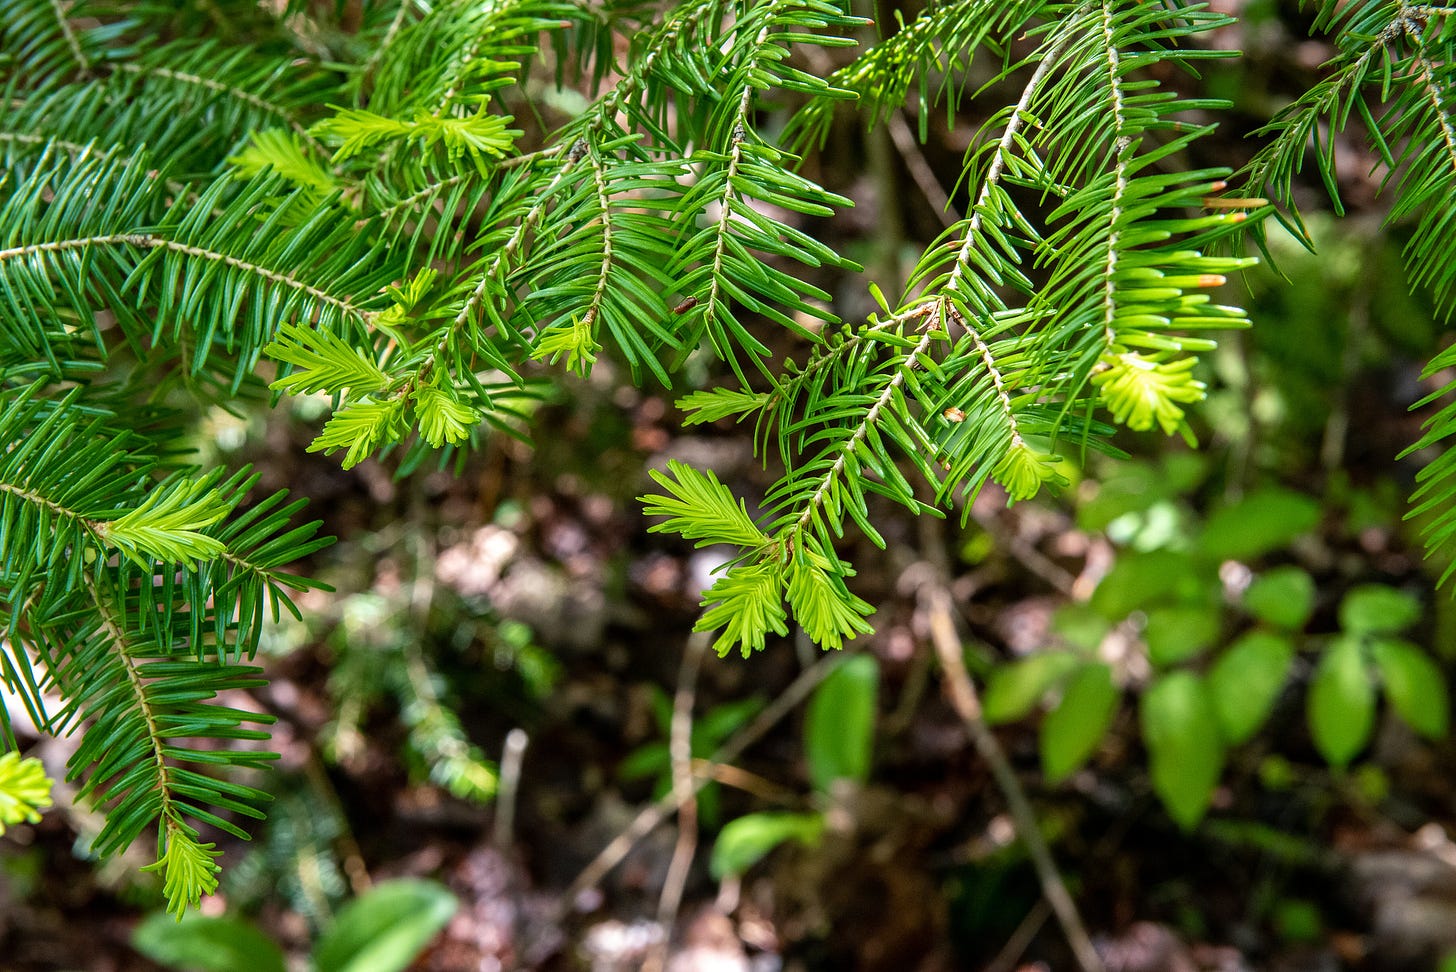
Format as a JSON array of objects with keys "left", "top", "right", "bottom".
[{"left": 0, "top": 752, "right": 53, "bottom": 834}]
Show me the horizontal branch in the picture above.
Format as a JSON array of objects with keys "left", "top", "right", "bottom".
[
  {"left": 114, "top": 62, "right": 322, "bottom": 151},
  {"left": 0, "top": 234, "right": 373, "bottom": 321}
]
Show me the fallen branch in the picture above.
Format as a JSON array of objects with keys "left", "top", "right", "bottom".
[
  {"left": 554, "top": 649, "right": 850, "bottom": 921},
  {"left": 920, "top": 579, "right": 1105, "bottom": 972}
]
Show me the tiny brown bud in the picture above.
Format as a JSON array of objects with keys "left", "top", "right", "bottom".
[{"left": 673, "top": 297, "right": 699, "bottom": 315}]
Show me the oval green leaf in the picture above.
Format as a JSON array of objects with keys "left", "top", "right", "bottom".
[
  {"left": 1141, "top": 671, "right": 1224, "bottom": 830},
  {"left": 709, "top": 812, "right": 824, "bottom": 879},
  {"left": 983, "top": 651, "right": 1082, "bottom": 725},
  {"left": 1207, "top": 631, "right": 1295, "bottom": 745},
  {"left": 1040, "top": 663, "right": 1119, "bottom": 782},
  {"left": 804, "top": 654, "right": 878, "bottom": 794},
  {"left": 1308, "top": 635, "right": 1376, "bottom": 768},
  {"left": 1090, "top": 551, "right": 1206, "bottom": 620},
  {"left": 1050, "top": 602, "right": 1112, "bottom": 652},
  {"left": 1144, "top": 604, "right": 1221, "bottom": 667},
  {"left": 132, "top": 913, "right": 286, "bottom": 972},
  {"left": 1198, "top": 489, "right": 1321, "bottom": 562},
  {"left": 1242, "top": 566, "right": 1316, "bottom": 630},
  {"left": 1371, "top": 638, "right": 1449, "bottom": 739},
  {"left": 1338, "top": 585, "right": 1422, "bottom": 636},
  {"left": 313, "top": 879, "right": 458, "bottom": 972}
]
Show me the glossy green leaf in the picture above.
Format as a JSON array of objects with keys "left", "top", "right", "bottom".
[
  {"left": 804, "top": 655, "right": 878, "bottom": 793},
  {"left": 1207, "top": 631, "right": 1295, "bottom": 745},
  {"left": 983, "top": 651, "right": 1082, "bottom": 724},
  {"left": 1242, "top": 566, "right": 1316, "bottom": 630},
  {"left": 1141, "top": 671, "right": 1224, "bottom": 829},
  {"left": 1040, "top": 663, "right": 1119, "bottom": 783},
  {"left": 1338, "top": 585, "right": 1422, "bottom": 636},
  {"left": 132, "top": 913, "right": 286, "bottom": 972},
  {"left": 1198, "top": 489, "right": 1321, "bottom": 561},
  {"left": 313, "top": 879, "right": 458, "bottom": 972},
  {"left": 1371, "top": 638, "right": 1449, "bottom": 739},
  {"left": 709, "top": 812, "right": 824, "bottom": 879},
  {"left": 1308, "top": 636, "right": 1376, "bottom": 768}
]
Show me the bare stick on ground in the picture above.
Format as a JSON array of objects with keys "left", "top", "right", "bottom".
[
  {"left": 555, "top": 649, "right": 851, "bottom": 921},
  {"left": 643, "top": 633, "right": 709, "bottom": 972},
  {"left": 921, "top": 580, "right": 1105, "bottom": 972}
]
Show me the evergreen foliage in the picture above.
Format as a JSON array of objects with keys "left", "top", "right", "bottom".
[{"left": 0, "top": 0, "right": 1452, "bottom": 915}]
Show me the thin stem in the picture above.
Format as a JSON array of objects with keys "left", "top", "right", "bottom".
[
  {"left": 701, "top": 86, "right": 767, "bottom": 382},
  {"left": 920, "top": 580, "right": 1105, "bottom": 972},
  {"left": 359, "top": 0, "right": 413, "bottom": 88},
  {"left": 958, "top": 307, "right": 1023, "bottom": 447},
  {"left": 553, "top": 651, "right": 850, "bottom": 922},
  {"left": 47, "top": 0, "right": 89, "bottom": 74},
  {"left": 791, "top": 325, "right": 936, "bottom": 537},
  {"left": 0, "top": 480, "right": 100, "bottom": 534},
  {"left": 0, "top": 131, "right": 88, "bottom": 156},
  {"left": 1097, "top": 0, "right": 1132, "bottom": 351},
  {"left": 887, "top": 111, "right": 958, "bottom": 228},
  {"left": 1401, "top": 12, "right": 1456, "bottom": 179},
  {"left": 494, "top": 728, "right": 529, "bottom": 847},
  {"left": 645, "top": 632, "right": 708, "bottom": 972},
  {"left": 580, "top": 146, "right": 617, "bottom": 335}
]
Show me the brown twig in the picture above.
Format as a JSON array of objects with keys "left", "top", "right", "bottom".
[
  {"left": 920, "top": 581, "right": 1105, "bottom": 972},
  {"left": 886, "top": 111, "right": 960, "bottom": 229},
  {"left": 968, "top": 504, "right": 1077, "bottom": 596},
  {"left": 691, "top": 759, "right": 799, "bottom": 804},
  {"left": 644, "top": 633, "right": 709, "bottom": 972},
  {"left": 553, "top": 650, "right": 850, "bottom": 921},
  {"left": 985, "top": 898, "right": 1052, "bottom": 972},
  {"left": 494, "top": 727, "right": 529, "bottom": 848}
]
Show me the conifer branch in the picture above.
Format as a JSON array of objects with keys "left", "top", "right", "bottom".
[
  {"left": 112, "top": 62, "right": 321, "bottom": 150},
  {"left": 785, "top": 17, "right": 1072, "bottom": 539},
  {"left": 580, "top": 145, "right": 616, "bottom": 338},
  {"left": 46, "top": 0, "right": 87, "bottom": 74},
  {"left": 431, "top": 147, "right": 584, "bottom": 374},
  {"left": 1096, "top": 1, "right": 1132, "bottom": 352},
  {"left": 85, "top": 574, "right": 173, "bottom": 827},
  {"left": 0, "top": 233, "right": 373, "bottom": 321},
  {"left": 8, "top": 0, "right": 1453, "bottom": 913}
]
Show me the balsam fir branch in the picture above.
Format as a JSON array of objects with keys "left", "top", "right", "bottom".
[
  {"left": 1243, "top": 1, "right": 1456, "bottom": 582},
  {"left": 642, "top": 1, "right": 1265, "bottom": 657},
  {"left": 2, "top": 0, "right": 1454, "bottom": 916},
  {"left": 0, "top": 388, "right": 326, "bottom": 915}
]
